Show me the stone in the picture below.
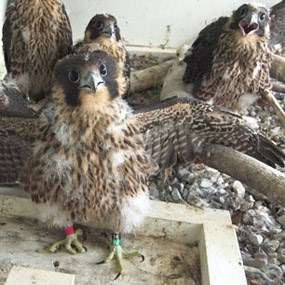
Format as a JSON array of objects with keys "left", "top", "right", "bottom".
[
  {"left": 277, "top": 248, "right": 285, "bottom": 263},
  {"left": 232, "top": 181, "right": 246, "bottom": 199},
  {"left": 243, "top": 115, "right": 259, "bottom": 130},
  {"left": 249, "top": 234, "right": 263, "bottom": 246},
  {"left": 242, "top": 214, "right": 254, "bottom": 225},
  {"left": 215, "top": 176, "right": 225, "bottom": 185},
  {"left": 204, "top": 168, "right": 220, "bottom": 175},
  {"left": 246, "top": 195, "right": 255, "bottom": 203},
  {"left": 219, "top": 197, "right": 226, "bottom": 204},
  {"left": 271, "top": 127, "right": 281, "bottom": 136},
  {"left": 199, "top": 179, "right": 213, "bottom": 188},
  {"left": 168, "top": 177, "right": 178, "bottom": 185},
  {"left": 242, "top": 255, "right": 267, "bottom": 268},
  {"left": 277, "top": 215, "right": 285, "bottom": 227},
  {"left": 149, "top": 188, "right": 160, "bottom": 200},
  {"left": 177, "top": 168, "right": 191, "bottom": 177},
  {"left": 182, "top": 173, "right": 196, "bottom": 184},
  {"left": 218, "top": 188, "right": 226, "bottom": 195},
  {"left": 263, "top": 240, "right": 280, "bottom": 253},
  {"left": 171, "top": 187, "right": 183, "bottom": 202}
]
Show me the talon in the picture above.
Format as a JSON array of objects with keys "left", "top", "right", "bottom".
[
  {"left": 49, "top": 228, "right": 86, "bottom": 254},
  {"left": 98, "top": 233, "right": 144, "bottom": 279},
  {"left": 49, "top": 246, "right": 59, "bottom": 253},
  {"left": 114, "top": 272, "right": 121, "bottom": 280},
  {"left": 75, "top": 228, "right": 84, "bottom": 236}
]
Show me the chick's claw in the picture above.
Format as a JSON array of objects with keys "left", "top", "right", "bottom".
[
  {"left": 97, "top": 243, "right": 143, "bottom": 280},
  {"left": 49, "top": 228, "right": 85, "bottom": 254}
]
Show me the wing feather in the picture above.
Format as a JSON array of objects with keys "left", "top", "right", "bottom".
[
  {"left": 0, "top": 116, "right": 38, "bottom": 184},
  {"left": 1, "top": 97, "right": 284, "bottom": 184},
  {"left": 134, "top": 97, "right": 285, "bottom": 170},
  {"left": 56, "top": 2, "right": 73, "bottom": 59}
]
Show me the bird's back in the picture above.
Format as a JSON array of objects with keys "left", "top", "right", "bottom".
[
  {"left": 183, "top": 16, "right": 228, "bottom": 93},
  {"left": 2, "top": 0, "right": 72, "bottom": 101}
]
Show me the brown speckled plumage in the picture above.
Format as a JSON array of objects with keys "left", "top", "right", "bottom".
[
  {"left": 0, "top": 51, "right": 284, "bottom": 233},
  {"left": 73, "top": 14, "right": 130, "bottom": 97},
  {"left": 183, "top": 3, "right": 272, "bottom": 113},
  {"left": 19, "top": 51, "right": 151, "bottom": 234},
  {"left": 0, "top": 116, "right": 38, "bottom": 184},
  {"left": 2, "top": 0, "right": 72, "bottom": 101}
]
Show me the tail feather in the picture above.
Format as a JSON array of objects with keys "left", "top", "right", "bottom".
[{"left": 254, "top": 134, "right": 285, "bottom": 168}]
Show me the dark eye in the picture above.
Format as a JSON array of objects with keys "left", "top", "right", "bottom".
[
  {"left": 100, "top": 64, "right": 107, "bottom": 76},
  {"left": 95, "top": 20, "right": 103, "bottom": 30},
  {"left": 68, "top": 70, "right": 80, "bottom": 83},
  {"left": 114, "top": 24, "right": 118, "bottom": 30},
  {"left": 239, "top": 6, "right": 247, "bottom": 18},
  {"left": 259, "top": 13, "right": 266, "bottom": 22}
]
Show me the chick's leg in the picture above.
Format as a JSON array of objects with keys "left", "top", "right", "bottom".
[
  {"left": 97, "top": 233, "right": 144, "bottom": 280},
  {"left": 262, "top": 89, "right": 285, "bottom": 125},
  {"left": 49, "top": 226, "right": 86, "bottom": 255}
]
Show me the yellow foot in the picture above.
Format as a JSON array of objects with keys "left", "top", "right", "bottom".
[
  {"left": 49, "top": 228, "right": 86, "bottom": 255},
  {"left": 97, "top": 233, "right": 144, "bottom": 280}
]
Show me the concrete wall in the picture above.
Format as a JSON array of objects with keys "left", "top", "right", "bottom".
[
  {"left": 0, "top": 0, "right": 280, "bottom": 65},
  {"left": 64, "top": 0, "right": 278, "bottom": 48},
  {"left": 0, "top": 0, "right": 5, "bottom": 65}
]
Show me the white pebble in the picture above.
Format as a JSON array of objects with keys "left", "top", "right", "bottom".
[
  {"left": 232, "top": 180, "right": 246, "bottom": 199},
  {"left": 200, "top": 179, "right": 213, "bottom": 188},
  {"left": 249, "top": 234, "right": 263, "bottom": 246}
]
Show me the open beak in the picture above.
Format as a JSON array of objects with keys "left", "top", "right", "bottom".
[
  {"left": 239, "top": 13, "right": 259, "bottom": 36},
  {"left": 79, "top": 71, "right": 104, "bottom": 92}
]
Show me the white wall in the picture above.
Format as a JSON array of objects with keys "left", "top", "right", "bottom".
[
  {"left": 0, "top": 0, "right": 280, "bottom": 65},
  {"left": 0, "top": 0, "right": 6, "bottom": 65},
  {"left": 64, "top": 0, "right": 279, "bottom": 49}
]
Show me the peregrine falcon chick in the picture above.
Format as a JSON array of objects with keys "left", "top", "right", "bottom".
[
  {"left": 73, "top": 13, "right": 130, "bottom": 97},
  {"left": 183, "top": 3, "right": 285, "bottom": 123},
  {"left": 2, "top": 0, "right": 73, "bottom": 101}
]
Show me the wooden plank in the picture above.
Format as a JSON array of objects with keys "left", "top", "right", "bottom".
[{"left": 5, "top": 266, "right": 75, "bottom": 285}]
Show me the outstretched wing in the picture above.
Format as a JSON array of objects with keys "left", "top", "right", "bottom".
[
  {"left": 0, "top": 116, "right": 38, "bottom": 184},
  {"left": 183, "top": 17, "right": 228, "bottom": 93},
  {"left": 0, "top": 79, "right": 42, "bottom": 184},
  {"left": 134, "top": 97, "right": 285, "bottom": 170}
]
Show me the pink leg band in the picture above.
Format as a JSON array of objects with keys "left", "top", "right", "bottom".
[{"left": 65, "top": 227, "right": 74, "bottom": 235}]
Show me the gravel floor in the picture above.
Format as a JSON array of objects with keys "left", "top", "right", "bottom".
[{"left": 129, "top": 53, "right": 285, "bottom": 285}]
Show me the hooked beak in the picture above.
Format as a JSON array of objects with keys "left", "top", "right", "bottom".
[
  {"left": 239, "top": 13, "right": 259, "bottom": 36},
  {"left": 79, "top": 71, "right": 104, "bottom": 92},
  {"left": 101, "top": 24, "right": 115, "bottom": 37}
]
